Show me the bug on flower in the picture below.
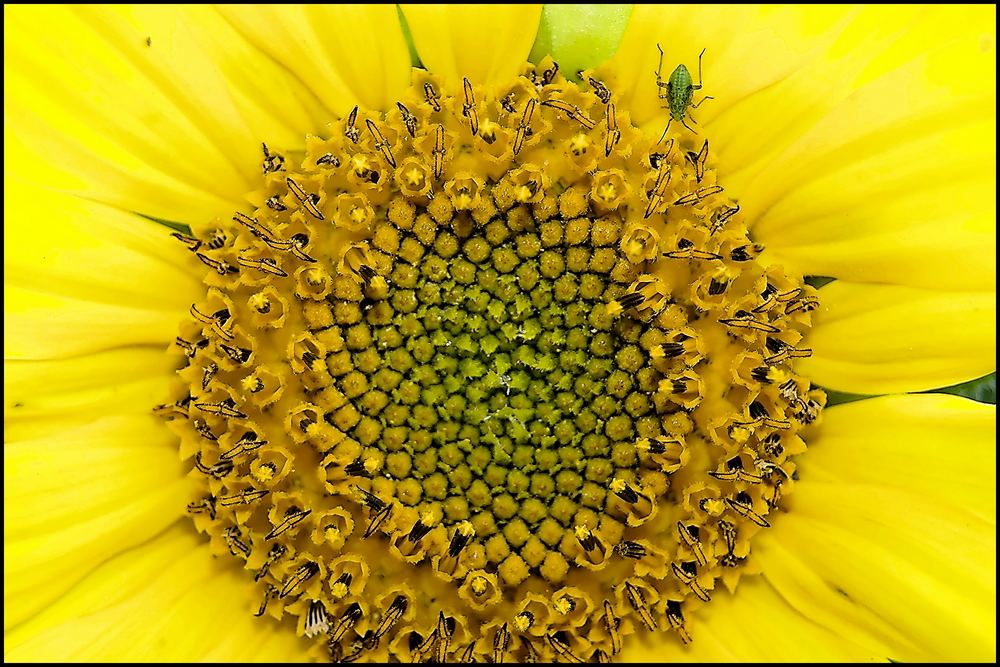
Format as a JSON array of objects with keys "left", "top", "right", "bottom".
[{"left": 655, "top": 44, "right": 714, "bottom": 140}]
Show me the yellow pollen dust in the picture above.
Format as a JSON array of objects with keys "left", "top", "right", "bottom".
[{"left": 160, "top": 56, "right": 825, "bottom": 663}]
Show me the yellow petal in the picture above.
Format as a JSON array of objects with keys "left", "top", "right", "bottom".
[
  {"left": 218, "top": 5, "right": 412, "bottom": 115},
  {"left": 4, "top": 178, "right": 201, "bottom": 309},
  {"left": 748, "top": 114, "right": 995, "bottom": 291},
  {"left": 4, "top": 5, "right": 329, "bottom": 225},
  {"left": 756, "top": 394, "right": 996, "bottom": 662},
  {"left": 800, "top": 393, "right": 996, "bottom": 521},
  {"left": 604, "top": 6, "right": 995, "bottom": 291},
  {"left": 620, "top": 575, "right": 878, "bottom": 662},
  {"left": 4, "top": 179, "right": 198, "bottom": 360},
  {"left": 4, "top": 285, "right": 186, "bottom": 361},
  {"left": 4, "top": 348, "right": 177, "bottom": 442},
  {"left": 736, "top": 21, "right": 996, "bottom": 292},
  {"left": 401, "top": 4, "right": 543, "bottom": 88},
  {"left": 4, "top": 524, "right": 309, "bottom": 661},
  {"left": 713, "top": 7, "right": 995, "bottom": 291},
  {"left": 4, "top": 415, "right": 188, "bottom": 630},
  {"left": 797, "top": 281, "right": 996, "bottom": 394},
  {"left": 604, "top": 5, "right": 856, "bottom": 126}
]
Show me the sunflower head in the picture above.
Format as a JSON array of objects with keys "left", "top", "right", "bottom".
[{"left": 162, "top": 57, "right": 824, "bottom": 662}]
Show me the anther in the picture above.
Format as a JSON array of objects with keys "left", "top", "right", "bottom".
[
  {"left": 665, "top": 600, "right": 692, "bottom": 645},
  {"left": 547, "top": 633, "right": 584, "bottom": 663},
  {"left": 344, "top": 106, "right": 361, "bottom": 143},
  {"left": 363, "top": 502, "right": 394, "bottom": 539},
  {"left": 199, "top": 362, "right": 218, "bottom": 391},
  {"left": 609, "top": 292, "right": 645, "bottom": 317},
  {"left": 612, "top": 540, "right": 645, "bottom": 561},
  {"left": 589, "top": 77, "right": 612, "bottom": 104},
  {"left": 279, "top": 561, "right": 319, "bottom": 599},
  {"left": 725, "top": 493, "right": 771, "bottom": 528},
  {"left": 344, "top": 458, "right": 371, "bottom": 478},
  {"left": 605, "top": 103, "right": 621, "bottom": 157},
  {"left": 174, "top": 336, "right": 207, "bottom": 358},
  {"left": 718, "top": 520, "right": 740, "bottom": 566},
  {"left": 513, "top": 98, "right": 536, "bottom": 156},
  {"left": 610, "top": 478, "right": 643, "bottom": 504},
  {"left": 365, "top": 118, "right": 397, "bottom": 168},
  {"left": 186, "top": 494, "right": 217, "bottom": 520},
  {"left": 764, "top": 338, "right": 812, "bottom": 364},
  {"left": 396, "top": 101, "right": 418, "bottom": 137},
  {"left": 406, "top": 513, "right": 435, "bottom": 543},
  {"left": 462, "top": 77, "right": 480, "bottom": 136},
  {"left": 664, "top": 237, "right": 722, "bottom": 261},
  {"left": 493, "top": 622, "right": 511, "bottom": 664},
  {"left": 432, "top": 124, "right": 447, "bottom": 180},
  {"left": 574, "top": 525, "right": 600, "bottom": 553},
  {"left": 447, "top": 521, "right": 475, "bottom": 558},
  {"left": 195, "top": 252, "right": 237, "bottom": 276},
  {"left": 261, "top": 143, "right": 285, "bottom": 174},
  {"left": 729, "top": 244, "right": 759, "bottom": 262},
  {"left": 304, "top": 599, "right": 330, "bottom": 638},
  {"left": 219, "top": 343, "right": 252, "bottom": 364},
  {"left": 224, "top": 525, "right": 251, "bottom": 558},
  {"left": 602, "top": 600, "right": 622, "bottom": 655},
  {"left": 676, "top": 522, "right": 708, "bottom": 566},
  {"left": 192, "top": 418, "right": 217, "bottom": 441},
  {"left": 710, "top": 203, "right": 740, "bottom": 233},
  {"left": 423, "top": 82, "right": 441, "bottom": 112},
  {"left": 684, "top": 140, "right": 709, "bottom": 183},
  {"left": 540, "top": 61, "right": 559, "bottom": 85},
  {"left": 540, "top": 98, "right": 596, "bottom": 130},
  {"left": 330, "top": 602, "right": 364, "bottom": 642},
  {"left": 643, "top": 161, "right": 671, "bottom": 219},
  {"left": 624, "top": 582, "right": 657, "bottom": 630},
  {"left": 720, "top": 310, "right": 781, "bottom": 334},
  {"left": 218, "top": 488, "right": 268, "bottom": 507},
  {"left": 709, "top": 455, "right": 763, "bottom": 484},
  {"left": 648, "top": 140, "right": 673, "bottom": 169},
  {"left": 254, "top": 584, "right": 276, "bottom": 617},
  {"left": 195, "top": 398, "right": 246, "bottom": 419},
  {"left": 193, "top": 452, "right": 233, "bottom": 479},
  {"left": 265, "top": 508, "right": 312, "bottom": 541},
  {"left": 254, "top": 543, "right": 286, "bottom": 582},
  {"left": 785, "top": 294, "right": 819, "bottom": 314},
  {"left": 206, "top": 229, "right": 227, "bottom": 250},
  {"left": 265, "top": 194, "right": 288, "bottom": 211},
  {"left": 171, "top": 231, "right": 201, "bottom": 252},
  {"left": 315, "top": 153, "right": 340, "bottom": 168},
  {"left": 372, "top": 595, "right": 408, "bottom": 643},
  {"left": 220, "top": 430, "right": 267, "bottom": 460},
  {"left": 354, "top": 485, "right": 387, "bottom": 513},
  {"left": 237, "top": 255, "right": 288, "bottom": 277},
  {"left": 286, "top": 177, "right": 324, "bottom": 221},
  {"left": 671, "top": 561, "right": 711, "bottom": 602}
]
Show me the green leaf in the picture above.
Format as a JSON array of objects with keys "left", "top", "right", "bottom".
[
  {"left": 528, "top": 4, "right": 633, "bottom": 78},
  {"left": 934, "top": 372, "right": 996, "bottom": 404},
  {"left": 822, "top": 373, "right": 997, "bottom": 407}
]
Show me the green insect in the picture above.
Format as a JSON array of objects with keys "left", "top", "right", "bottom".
[{"left": 655, "top": 44, "right": 714, "bottom": 142}]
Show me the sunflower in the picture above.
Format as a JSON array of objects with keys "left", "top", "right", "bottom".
[{"left": 4, "top": 4, "right": 996, "bottom": 663}]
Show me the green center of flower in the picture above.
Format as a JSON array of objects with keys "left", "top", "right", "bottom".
[{"left": 159, "top": 58, "right": 824, "bottom": 662}]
